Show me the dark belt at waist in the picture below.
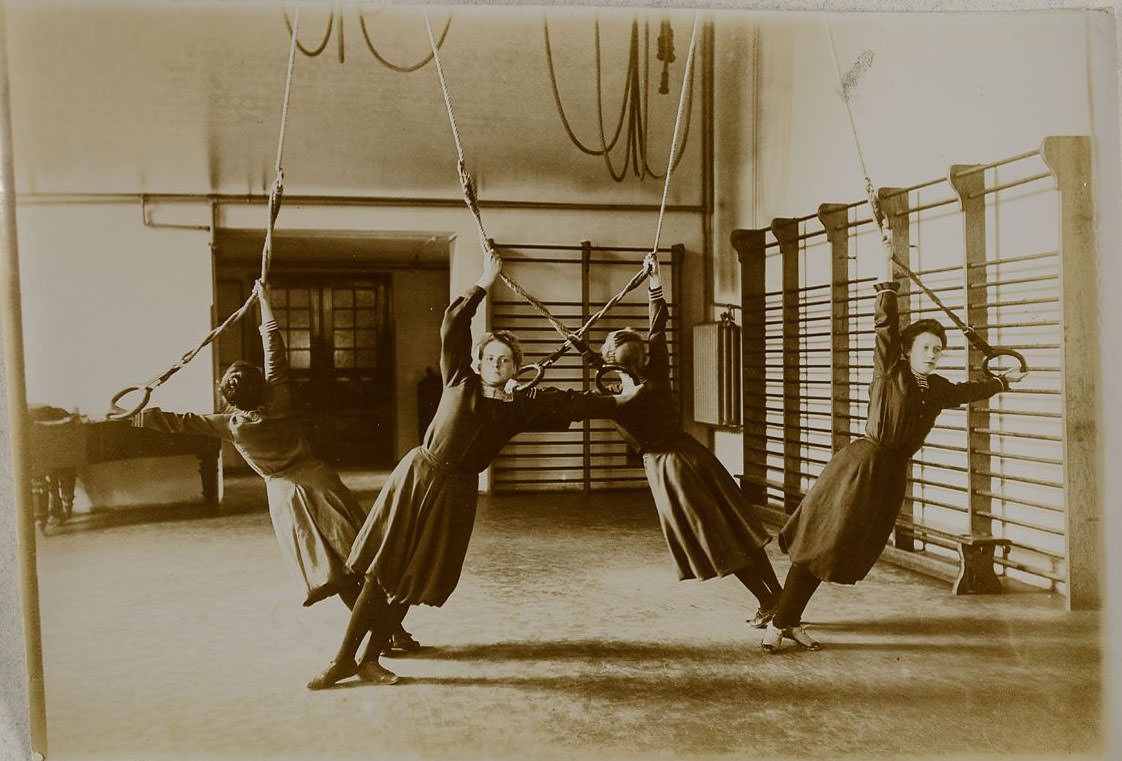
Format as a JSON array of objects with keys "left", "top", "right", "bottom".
[
  {"left": 417, "top": 446, "right": 475, "bottom": 478},
  {"left": 860, "top": 436, "right": 912, "bottom": 458},
  {"left": 638, "top": 430, "right": 690, "bottom": 456}
]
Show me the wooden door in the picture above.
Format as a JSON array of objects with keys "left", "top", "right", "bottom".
[{"left": 271, "top": 277, "right": 395, "bottom": 468}]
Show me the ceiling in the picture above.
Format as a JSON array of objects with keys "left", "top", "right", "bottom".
[{"left": 6, "top": 2, "right": 708, "bottom": 207}]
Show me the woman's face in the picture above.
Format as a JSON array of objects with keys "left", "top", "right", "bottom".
[
  {"left": 614, "top": 341, "right": 645, "bottom": 374},
  {"left": 478, "top": 340, "right": 518, "bottom": 387},
  {"left": 907, "top": 332, "right": 944, "bottom": 376}
]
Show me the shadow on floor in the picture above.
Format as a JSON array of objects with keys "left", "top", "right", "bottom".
[
  {"left": 389, "top": 637, "right": 1029, "bottom": 663},
  {"left": 41, "top": 499, "right": 258, "bottom": 535}
]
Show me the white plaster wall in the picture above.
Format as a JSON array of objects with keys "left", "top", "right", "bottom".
[{"left": 392, "top": 268, "right": 447, "bottom": 458}]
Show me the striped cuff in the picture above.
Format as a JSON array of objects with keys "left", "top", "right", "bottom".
[
  {"left": 259, "top": 320, "right": 279, "bottom": 334},
  {"left": 648, "top": 285, "right": 664, "bottom": 301},
  {"left": 874, "top": 281, "right": 899, "bottom": 293}
]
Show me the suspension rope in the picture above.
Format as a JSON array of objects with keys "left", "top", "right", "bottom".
[
  {"left": 825, "top": 22, "right": 1026, "bottom": 377},
  {"left": 649, "top": 15, "right": 697, "bottom": 255},
  {"left": 424, "top": 10, "right": 696, "bottom": 387},
  {"left": 106, "top": 9, "right": 303, "bottom": 420},
  {"left": 421, "top": 13, "right": 582, "bottom": 342}
]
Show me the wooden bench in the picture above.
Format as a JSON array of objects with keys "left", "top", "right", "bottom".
[
  {"left": 28, "top": 407, "right": 220, "bottom": 533},
  {"left": 952, "top": 534, "right": 1012, "bottom": 595}
]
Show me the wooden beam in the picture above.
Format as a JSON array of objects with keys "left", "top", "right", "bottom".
[
  {"left": 1042, "top": 135, "right": 1102, "bottom": 611},
  {"left": 732, "top": 228, "right": 768, "bottom": 507}
]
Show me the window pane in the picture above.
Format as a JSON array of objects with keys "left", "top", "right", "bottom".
[
  {"left": 289, "top": 330, "right": 311, "bottom": 349},
  {"left": 289, "top": 310, "right": 310, "bottom": 328},
  {"left": 356, "top": 350, "right": 377, "bottom": 368},
  {"left": 355, "top": 330, "right": 376, "bottom": 349},
  {"left": 334, "top": 310, "right": 354, "bottom": 328},
  {"left": 289, "top": 350, "right": 311, "bottom": 369},
  {"left": 334, "top": 350, "right": 354, "bottom": 368},
  {"left": 355, "top": 309, "right": 376, "bottom": 329},
  {"left": 333, "top": 290, "right": 353, "bottom": 308},
  {"left": 355, "top": 289, "right": 375, "bottom": 307},
  {"left": 334, "top": 330, "right": 354, "bottom": 348},
  {"left": 288, "top": 289, "right": 309, "bottom": 307}
]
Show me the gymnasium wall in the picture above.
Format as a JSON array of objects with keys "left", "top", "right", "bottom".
[{"left": 8, "top": 3, "right": 712, "bottom": 506}]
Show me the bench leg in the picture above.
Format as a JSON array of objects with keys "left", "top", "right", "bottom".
[
  {"left": 198, "top": 451, "right": 220, "bottom": 508},
  {"left": 953, "top": 543, "right": 1004, "bottom": 595}
]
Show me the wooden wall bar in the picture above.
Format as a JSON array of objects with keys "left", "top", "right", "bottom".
[{"left": 733, "top": 136, "right": 1101, "bottom": 607}]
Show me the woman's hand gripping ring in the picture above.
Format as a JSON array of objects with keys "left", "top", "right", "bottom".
[
  {"left": 511, "top": 363, "right": 546, "bottom": 392},
  {"left": 594, "top": 364, "right": 631, "bottom": 394},
  {"left": 981, "top": 348, "right": 1028, "bottom": 380}
]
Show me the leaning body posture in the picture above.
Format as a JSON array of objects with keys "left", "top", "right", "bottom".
[
  {"left": 308, "top": 253, "right": 638, "bottom": 689},
  {"left": 601, "top": 254, "right": 782, "bottom": 627},
  {"left": 134, "top": 282, "right": 415, "bottom": 651},
  {"left": 765, "top": 251, "right": 1026, "bottom": 652}
]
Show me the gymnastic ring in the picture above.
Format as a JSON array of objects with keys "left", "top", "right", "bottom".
[
  {"left": 512, "top": 363, "right": 546, "bottom": 392},
  {"left": 106, "top": 385, "right": 152, "bottom": 421},
  {"left": 594, "top": 363, "right": 630, "bottom": 395},
  {"left": 981, "top": 348, "right": 1028, "bottom": 379}
]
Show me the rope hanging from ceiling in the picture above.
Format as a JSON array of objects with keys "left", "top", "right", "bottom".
[
  {"left": 543, "top": 14, "right": 696, "bottom": 182},
  {"left": 105, "top": 10, "right": 303, "bottom": 419}
]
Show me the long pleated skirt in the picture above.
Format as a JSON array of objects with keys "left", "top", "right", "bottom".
[
  {"left": 777, "top": 437, "right": 909, "bottom": 584},
  {"left": 643, "top": 433, "right": 772, "bottom": 581},
  {"left": 346, "top": 447, "right": 479, "bottom": 607},
  {"left": 264, "top": 459, "right": 368, "bottom": 606}
]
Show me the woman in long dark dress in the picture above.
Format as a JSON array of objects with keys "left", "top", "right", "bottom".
[
  {"left": 764, "top": 249, "right": 1027, "bottom": 652},
  {"left": 307, "top": 253, "right": 643, "bottom": 689},
  {"left": 599, "top": 253, "right": 783, "bottom": 628},
  {"left": 133, "top": 281, "right": 416, "bottom": 658}
]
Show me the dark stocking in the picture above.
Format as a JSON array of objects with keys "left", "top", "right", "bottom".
[
  {"left": 749, "top": 546, "right": 783, "bottom": 598},
  {"left": 772, "top": 563, "right": 822, "bottom": 629},
  {"left": 358, "top": 602, "right": 410, "bottom": 665},
  {"left": 733, "top": 567, "right": 777, "bottom": 609},
  {"left": 334, "top": 578, "right": 393, "bottom": 665}
]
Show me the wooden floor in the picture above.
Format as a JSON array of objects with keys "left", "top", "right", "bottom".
[{"left": 34, "top": 474, "right": 1103, "bottom": 760}]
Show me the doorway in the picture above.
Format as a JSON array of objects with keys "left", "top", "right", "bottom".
[
  {"left": 213, "top": 227, "right": 452, "bottom": 471},
  {"left": 215, "top": 274, "right": 395, "bottom": 468},
  {"left": 270, "top": 276, "right": 395, "bottom": 467}
]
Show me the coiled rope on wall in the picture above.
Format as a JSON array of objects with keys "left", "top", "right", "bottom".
[{"left": 543, "top": 15, "right": 695, "bottom": 182}]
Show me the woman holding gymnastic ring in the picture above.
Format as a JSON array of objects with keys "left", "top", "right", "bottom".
[
  {"left": 763, "top": 244, "right": 1027, "bottom": 652},
  {"left": 598, "top": 252, "right": 784, "bottom": 631},
  {"left": 131, "top": 280, "right": 419, "bottom": 660},
  {"left": 307, "top": 252, "right": 644, "bottom": 689}
]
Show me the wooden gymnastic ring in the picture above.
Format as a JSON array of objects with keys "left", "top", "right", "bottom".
[
  {"left": 594, "top": 363, "right": 630, "bottom": 394},
  {"left": 981, "top": 348, "right": 1028, "bottom": 379},
  {"left": 106, "top": 385, "right": 152, "bottom": 421},
  {"left": 512, "top": 363, "right": 546, "bottom": 392}
]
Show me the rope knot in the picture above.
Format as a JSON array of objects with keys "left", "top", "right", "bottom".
[{"left": 457, "top": 161, "right": 478, "bottom": 205}]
